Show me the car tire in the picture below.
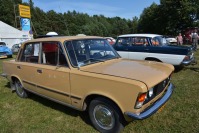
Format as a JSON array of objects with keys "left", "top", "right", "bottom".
[
  {"left": 89, "top": 97, "right": 126, "bottom": 133},
  {"left": 8, "top": 55, "right": 12, "bottom": 58},
  {"left": 14, "top": 79, "right": 28, "bottom": 98}
]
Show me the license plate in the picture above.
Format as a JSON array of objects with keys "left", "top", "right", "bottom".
[{"left": 158, "top": 104, "right": 166, "bottom": 113}]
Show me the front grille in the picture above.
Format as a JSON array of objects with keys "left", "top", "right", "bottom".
[
  {"left": 154, "top": 77, "right": 170, "bottom": 96},
  {"left": 144, "top": 76, "right": 171, "bottom": 104}
]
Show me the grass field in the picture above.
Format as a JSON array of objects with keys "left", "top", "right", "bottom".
[{"left": 0, "top": 51, "right": 199, "bottom": 133}]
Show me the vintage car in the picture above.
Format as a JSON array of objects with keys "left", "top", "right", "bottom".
[
  {"left": 164, "top": 35, "right": 177, "bottom": 44},
  {"left": 1, "top": 36, "right": 174, "bottom": 132},
  {"left": 104, "top": 37, "right": 116, "bottom": 45},
  {"left": 113, "top": 34, "right": 196, "bottom": 66},
  {"left": 0, "top": 41, "right": 12, "bottom": 58},
  {"left": 11, "top": 43, "right": 21, "bottom": 53}
]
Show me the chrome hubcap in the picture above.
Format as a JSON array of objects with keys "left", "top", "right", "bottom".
[
  {"left": 16, "top": 81, "right": 23, "bottom": 95},
  {"left": 93, "top": 105, "right": 115, "bottom": 130}
]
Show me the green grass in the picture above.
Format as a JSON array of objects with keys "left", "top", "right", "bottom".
[{"left": 0, "top": 51, "right": 199, "bottom": 133}]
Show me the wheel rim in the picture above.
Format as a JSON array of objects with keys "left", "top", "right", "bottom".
[
  {"left": 15, "top": 81, "right": 24, "bottom": 95},
  {"left": 93, "top": 104, "right": 115, "bottom": 130}
]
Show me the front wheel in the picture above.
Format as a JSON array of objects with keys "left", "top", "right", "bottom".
[
  {"left": 14, "top": 79, "right": 28, "bottom": 98},
  {"left": 89, "top": 97, "right": 125, "bottom": 133}
]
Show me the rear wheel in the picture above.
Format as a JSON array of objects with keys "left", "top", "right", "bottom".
[
  {"left": 89, "top": 97, "right": 125, "bottom": 133},
  {"left": 14, "top": 79, "right": 28, "bottom": 98}
]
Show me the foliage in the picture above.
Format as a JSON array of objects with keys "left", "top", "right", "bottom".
[
  {"left": 139, "top": 0, "right": 199, "bottom": 35},
  {"left": 1, "top": 0, "right": 199, "bottom": 37}
]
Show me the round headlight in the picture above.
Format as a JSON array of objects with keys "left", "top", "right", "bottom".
[{"left": 149, "top": 88, "right": 154, "bottom": 97}]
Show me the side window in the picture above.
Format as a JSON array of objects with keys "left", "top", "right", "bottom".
[
  {"left": 133, "top": 37, "right": 148, "bottom": 46},
  {"left": 65, "top": 41, "right": 78, "bottom": 66},
  {"left": 151, "top": 38, "right": 160, "bottom": 46},
  {"left": 117, "top": 37, "right": 148, "bottom": 47},
  {"left": 117, "top": 37, "right": 131, "bottom": 47},
  {"left": 41, "top": 42, "right": 68, "bottom": 66},
  {"left": 20, "top": 43, "right": 40, "bottom": 63}
]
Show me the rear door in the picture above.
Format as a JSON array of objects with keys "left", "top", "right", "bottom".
[
  {"left": 17, "top": 42, "right": 40, "bottom": 93},
  {"left": 114, "top": 37, "right": 150, "bottom": 60}
]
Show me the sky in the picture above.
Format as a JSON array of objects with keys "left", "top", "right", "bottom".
[{"left": 23, "top": 0, "right": 160, "bottom": 19}]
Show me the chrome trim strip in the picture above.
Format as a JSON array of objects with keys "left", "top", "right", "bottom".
[
  {"left": 23, "top": 80, "right": 70, "bottom": 97},
  {"left": 23, "top": 80, "right": 36, "bottom": 86},
  {"left": 37, "top": 85, "right": 70, "bottom": 97},
  {"left": 125, "top": 83, "right": 174, "bottom": 120},
  {"left": 71, "top": 95, "right": 81, "bottom": 100},
  {"left": 25, "top": 88, "right": 82, "bottom": 111}
]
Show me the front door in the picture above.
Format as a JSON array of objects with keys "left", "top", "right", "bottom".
[{"left": 33, "top": 41, "right": 71, "bottom": 104}]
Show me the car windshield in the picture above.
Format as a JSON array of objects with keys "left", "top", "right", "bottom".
[
  {"left": 150, "top": 36, "right": 167, "bottom": 46},
  {"left": 65, "top": 39, "right": 119, "bottom": 67},
  {"left": 0, "top": 42, "right": 6, "bottom": 46}
]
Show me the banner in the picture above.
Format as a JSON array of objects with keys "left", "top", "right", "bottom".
[
  {"left": 19, "top": 4, "right": 31, "bottom": 18},
  {"left": 21, "top": 18, "right": 31, "bottom": 31}
]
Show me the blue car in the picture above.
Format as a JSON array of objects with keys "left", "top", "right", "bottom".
[
  {"left": 113, "top": 34, "right": 196, "bottom": 66},
  {"left": 0, "top": 41, "right": 12, "bottom": 58}
]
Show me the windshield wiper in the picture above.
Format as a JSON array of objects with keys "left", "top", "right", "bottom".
[
  {"left": 78, "top": 58, "right": 105, "bottom": 67},
  {"left": 83, "top": 58, "right": 105, "bottom": 63}
]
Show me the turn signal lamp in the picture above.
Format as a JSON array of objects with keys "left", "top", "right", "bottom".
[
  {"left": 135, "top": 93, "right": 147, "bottom": 109},
  {"left": 138, "top": 93, "right": 146, "bottom": 102},
  {"left": 183, "top": 56, "right": 189, "bottom": 61}
]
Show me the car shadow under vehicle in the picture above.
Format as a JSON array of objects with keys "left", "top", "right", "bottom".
[{"left": 27, "top": 92, "right": 93, "bottom": 127}]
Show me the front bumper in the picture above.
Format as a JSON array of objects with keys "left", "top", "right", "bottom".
[
  {"left": 125, "top": 83, "right": 174, "bottom": 120},
  {"left": 181, "top": 57, "right": 197, "bottom": 66}
]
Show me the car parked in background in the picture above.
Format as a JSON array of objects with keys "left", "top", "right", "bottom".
[
  {"left": 11, "top": 43, "right": 21, "bottom": 53},
  {"left": 0, "top": 41, "right": 12, "bottom": 58},
  {"left": 105, "top": 37, "right": 116, "bottom": 45},
  {"left": 164, "top": 35, "right": 177, "bottom": 44},
  {"left": 1, "top": 36, "right": 174, "bottom": 133},
  {"left": 113, "top": 34, "right": 196, "bottom": 66}
]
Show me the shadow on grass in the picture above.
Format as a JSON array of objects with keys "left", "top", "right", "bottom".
[
  {"left": 28, "top": 93, "right": 92, "bottom": 127},
  {"left": 174, "top": 66, "right": 183, "bottom": 73},
  {"left": 182, "top": 67, "right": 199, "bottom": 72},
  {"left": 5, "top": 82, "right": 11, "bottom": 88}
]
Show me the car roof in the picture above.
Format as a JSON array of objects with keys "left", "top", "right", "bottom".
[
  {"left": 118, "top": 34, "right": 162, "bottom": 38},
  {"left": 24, "top": 36, "right": 104, "bottom": 44}
]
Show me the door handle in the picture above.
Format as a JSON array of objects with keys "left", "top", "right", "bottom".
[
  {"left": 37, "top": 69, "right": 42, "bottom": 73},
  {"left": 17, "top": 66, "right": 21, "bottom": 69}
]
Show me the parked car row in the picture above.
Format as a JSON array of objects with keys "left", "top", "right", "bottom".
[
  {"left": 0, "top": 41, "right": 12, "bottom": 58},
  {"left": 0, "top": 42, "right": 22, "bottom": 59},
  {"left": 0, "top": 34, "right": 196, "bottom": 132}
]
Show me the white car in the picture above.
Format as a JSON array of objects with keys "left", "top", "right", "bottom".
[
  {"left": 113, "top": 34, "right": 196, "bottom": 66},
  {"left": 165, "top": 36, "right": 177, "bottom": 44}
]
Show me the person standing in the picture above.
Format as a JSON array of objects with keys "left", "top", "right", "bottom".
[
  {"left": 191, "top": 29, "right": 199, "bottom": 50},
  {"left": 176, "top": 33, "right": 183, "bottom": 45}
]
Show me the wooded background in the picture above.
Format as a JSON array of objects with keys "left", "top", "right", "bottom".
[{"left": 0, "top": 0, "right": 199, "bottom": 37}]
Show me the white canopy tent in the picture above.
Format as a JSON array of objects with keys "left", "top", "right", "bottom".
[{"left": 0, "top": 21, "right": 32, "bottom": 48}]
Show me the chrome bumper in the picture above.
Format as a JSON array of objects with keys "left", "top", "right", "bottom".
[
  {"left": 181, "top": 57, "right": 197, "bottom": 66},
  {"left": 125, "top": 83, "right": 174, "bottom": 120}
]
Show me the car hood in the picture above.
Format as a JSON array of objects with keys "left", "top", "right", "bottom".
[{"left": 80, "top": 59, "right": 174, "bottom": 88}]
